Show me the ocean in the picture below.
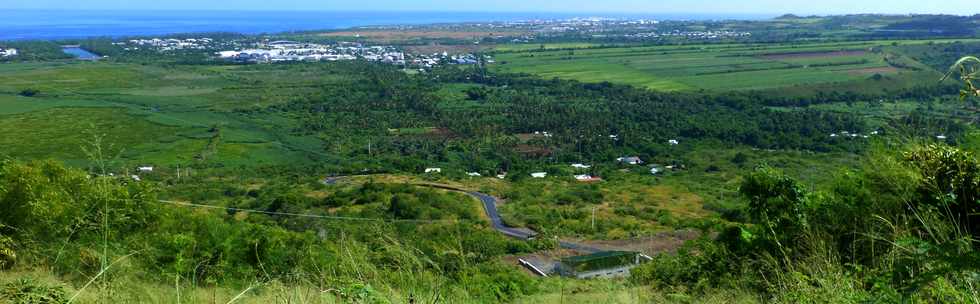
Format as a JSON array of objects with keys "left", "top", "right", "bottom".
[{"left": 0, "top": 10, "right": 775, "bottom": 41}]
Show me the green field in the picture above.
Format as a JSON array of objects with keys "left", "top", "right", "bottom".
[
  {"left": 492, "top": 39, "right": 972, "bottom": 91},
  {"left": 494, "top": 42, "right": 607, "bottom": 52},
  {"left": 0, "top": 61, "right": 329, "bottom": 168}
]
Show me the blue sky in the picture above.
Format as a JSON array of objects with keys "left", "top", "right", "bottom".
[{"left": 1, "top": 0, "right": 975, "bottom": 15}]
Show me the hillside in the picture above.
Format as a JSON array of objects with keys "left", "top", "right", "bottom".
[{"left": 1, "top": 15, "right": 980, "bottom": 303}]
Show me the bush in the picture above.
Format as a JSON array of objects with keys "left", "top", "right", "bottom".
[
  {"left": 0, "top": 234, "right": 14, "bottom": 270},
  {"left": 0, "top": 277, "right": 69, "bottom": 304},
  {"left": 17, "top": 89, "right": 39, "bottom": 97}
]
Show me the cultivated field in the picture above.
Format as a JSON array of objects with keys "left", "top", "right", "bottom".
[
  {"left": 0, "top": 62, "right": 327, "bottom": 167},
  {"left": 492, "top": 39, "right": 972, "bottom": 91}
]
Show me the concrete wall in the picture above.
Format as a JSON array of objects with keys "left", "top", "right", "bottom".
[{"left": 571, "top": 265, "right": 636, "bottom": 279}]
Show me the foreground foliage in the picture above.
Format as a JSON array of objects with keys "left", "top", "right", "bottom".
[{"left": 633, "top": 143, "right": 980, "bottom": 302}]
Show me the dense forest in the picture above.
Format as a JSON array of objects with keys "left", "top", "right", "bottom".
[{"left": 241, "top": 62, "right": 869, "bottom": 179}]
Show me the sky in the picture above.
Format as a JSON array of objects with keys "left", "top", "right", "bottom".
[{"left": 0, "top": 0, "right": 976, "bottom": 15}]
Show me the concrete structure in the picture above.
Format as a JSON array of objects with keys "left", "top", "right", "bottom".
[{"left": 556, "top": 251, "right": 650, "bottom": 279}]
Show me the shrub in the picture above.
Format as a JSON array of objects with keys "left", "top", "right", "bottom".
[
  {"left": 0, "top": 277, "right": 69, "bottom": 304},
  {"left": 17, "top": 89, "right": 39, "bottom": 97},
  {"left": 904, "top": 144, "right": 980, "bottom": 236},
  {"left": 739, "top": 166, "right": 811, "bottom": 254},
  {"left": 0, "top": 234, "right": 14, "bottom": 270}
]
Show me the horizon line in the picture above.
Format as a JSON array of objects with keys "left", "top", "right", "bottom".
[{"left": 1, "top": 8, "right": 975, "bottom": 17}]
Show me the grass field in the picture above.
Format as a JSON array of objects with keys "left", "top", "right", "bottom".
[
  {"left": 0, "top": 61, "right": 332, "bottom": 169},
  {"left": 495, "top": 43, "right": 606, "bottom": 52},
  {"left": 492, "top": 39, "right": 972, "bottom": 91}
]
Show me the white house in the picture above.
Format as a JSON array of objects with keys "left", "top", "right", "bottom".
[
  {"left": 0, "top": 48, "right": 17, "bottom": 57},
  {"left": 217, "top": 51, "right": 241, "bottom": 58},
  {"left": 668, "top": 139, "right": 680, "bottom": 145},
  {"left": 530, "top": 172, "right": 548, "bottom": 178},
  {"left": 467, "top": 172, "right": 482, "bottom": 177},
  {"left": 571, "top": 163, "right": 591, "bottom": 169},
  {"left": 937, "top": 135, "right": 948, "bottom": 140},
  {"left": 617, "top": 156, "right": 643, "bottom": 165},
  {"left": 575, "top": 174, "right": 602, "bottom": 182},
  {"left": 425, "top": 168, "right": 442, "bottom": 174},
  {"left": 137, "top": 166, "right": 154, "bottom": 172}
]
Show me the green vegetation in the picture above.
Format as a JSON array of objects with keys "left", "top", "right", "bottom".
[
  {"left": 493, "top": 40, "right": 972, "bottom": 92},
  {"left": 1, "top": 17, "right": 979, "bottom": 302},
  {"left": 632, "top": 141, "right": 980, "bottom": 302}
]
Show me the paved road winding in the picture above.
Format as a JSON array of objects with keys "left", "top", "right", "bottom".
[
  {"left": 324, "top": 177, "right": 602, "bottom": 253},
  {"left": 423, "top": 184, "right": 602, "bottom": 253}
]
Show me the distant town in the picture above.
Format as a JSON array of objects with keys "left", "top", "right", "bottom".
[
  {"left": 0, "top": 47, "right": 17, "bottom": 57},
  {"left": 114, "top": 38, "right": 485, "bottom": 68}
]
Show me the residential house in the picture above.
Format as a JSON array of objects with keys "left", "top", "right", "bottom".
[
  {"left": 425, "top": 168, "right": 442, "bottom": 174},
  {"left": 616, "top": 156, "right": 643, "bottom": 165},
  {"left": 649, "top": 166, "right": 662, "bottom": 175},
  {"left": 530, "top": 172, "right": 548, "bottom": 178}
]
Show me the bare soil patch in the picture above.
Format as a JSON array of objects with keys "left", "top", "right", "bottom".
[
  {"left": 571, "top": 229, "right": 702, "bottom": 256},
  {"left": 405, "top": 43, "right": 493, "bottom": 55}
]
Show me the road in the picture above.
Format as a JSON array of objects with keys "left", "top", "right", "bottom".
[
  {"left": 425, "top": 184, "right": 603, "bottom": 253},
  {"left": 323, "top": 177, "right": 602, "bottom": 253}
]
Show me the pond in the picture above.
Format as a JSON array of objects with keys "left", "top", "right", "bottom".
[{"left": 62, "top": 47, "right": 100, "bottom": 60}]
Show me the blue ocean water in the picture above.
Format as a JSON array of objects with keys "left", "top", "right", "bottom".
[{"left": 0, "top": 10, "right": 775, "bottom": 41}]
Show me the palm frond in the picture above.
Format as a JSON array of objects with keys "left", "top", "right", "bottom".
[{"left": 942, "top": 56, "right": 980, "bottom": 82}]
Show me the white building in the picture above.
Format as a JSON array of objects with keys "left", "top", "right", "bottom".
[
  {"left": 530, "top": 172, "right": 548, "bottom": 178},
  {"left": 467, "top": 172, "right": 482, "bottom": 177},
  {"left": 0, "top": 48, "right": 17, "bottom": 57},
  {"left": 668, "top": 139, "right": 680, "bottom": 145},
  {"left": 137, "top": 166, "right": 154, "bottom": 172},
  {"left": 571, "top": 163, "right": 591, "bottom": 169},
  {"left": 617, "top": 157, "right": 643, "bottom": 165},
  {"left": 575, "top": 174, "right": 601, "bottom": 182},
  {"left": 425, "top": 168, "right": 442, "bottom": 174}
]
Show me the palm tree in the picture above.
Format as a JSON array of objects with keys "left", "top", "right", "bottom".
[{"left": 943, "top": 56, "right": 980, "bottom": 98}]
